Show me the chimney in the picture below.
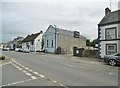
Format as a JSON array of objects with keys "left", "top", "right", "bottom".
[{"left": 105, "top": 7, "right": 111, "bottom": 16}]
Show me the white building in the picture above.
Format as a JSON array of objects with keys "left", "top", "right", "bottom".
[
  {"left": 98, "top": 7, "right": 120, "bottom": 58},
  {"left": 22, "top": 31, "right": 43, "bottom": 52}
]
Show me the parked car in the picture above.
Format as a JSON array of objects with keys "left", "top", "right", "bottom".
[
  {"left": 22, "top": 48, "right": 30, "bottom": 53},
  {"left": 15, "top": 48, "right": 23, "bottom": 52},
  {"left": 2, "top": 48, "right": 9, "bottom": 51},
  {"left": 103, "top": 53, "right": 120, "bottom": 66},
  {"left": 15, "top": 48, "right": 20, "bottom": 52}
]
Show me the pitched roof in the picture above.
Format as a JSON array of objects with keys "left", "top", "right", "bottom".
[
  {"left": 22, "top": 32, "right": 42, "bottom": 42},
  {"left": 48, "top": 25, "right": 86, "bottom": 39},
  {"left": 98, "top": 10, "right": 120, "bottom": 26}
]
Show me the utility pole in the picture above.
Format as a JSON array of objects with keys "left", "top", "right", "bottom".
[{"left": 110, "top": 0, "right": 111, "bottom": 10}]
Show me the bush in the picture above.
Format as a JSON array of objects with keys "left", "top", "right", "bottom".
[{"left": 0, "top": 55, "right": 5, "bottom": 60}]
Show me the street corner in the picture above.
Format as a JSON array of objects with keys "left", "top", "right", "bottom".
[{"left": 0, "top": 56, "right": 14, "bottom": 67}]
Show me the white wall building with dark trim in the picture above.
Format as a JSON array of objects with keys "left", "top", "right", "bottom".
[
  {"left": 22, "top": 31, "right": 43, "bottom": 52},
  {"left": 98, "top": 7, "right": 120, "bottom": 58}
]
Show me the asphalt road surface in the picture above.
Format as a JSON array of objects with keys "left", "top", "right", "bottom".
[{"left": 1, "top": 51, "right": 119, "bottom": 87}]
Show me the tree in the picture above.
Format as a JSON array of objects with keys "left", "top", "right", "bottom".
[
  {"left": 41, "top": 35, "right": 44, "bottom": 50},
  {"left": 86, "top": 38, "right": 98, "bottom": 47},
  {"left": 86, "top": 39, "right": 91, "bottom": 46}
]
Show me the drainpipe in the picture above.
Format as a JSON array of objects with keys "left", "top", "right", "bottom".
[
  {"left": 54, "top": 25, "right": 57, "bottom": 53},
  {"left": 44, "top": 33, "right": 46, "bottom": 54}
]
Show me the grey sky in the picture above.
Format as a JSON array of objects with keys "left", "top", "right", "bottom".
[{"left": 1, "top": 0, "right": 119, "bottom": 43}]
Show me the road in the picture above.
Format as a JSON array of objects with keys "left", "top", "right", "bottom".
[{"left": 1, "top": 51, "right": 119, "bottom": 87}]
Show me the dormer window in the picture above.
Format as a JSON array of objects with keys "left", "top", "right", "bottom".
[{"left": 105, "top": 27, "right": 117, "bottom": 40}]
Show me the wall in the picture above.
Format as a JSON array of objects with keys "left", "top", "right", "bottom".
[
  {"left": 99, "top": 23, "right": 119, "bottom": 58},
  {"left": 34, "top": 33, "right": 43, "bottom": 51},
  {"left": 58, "top": 33, "right": 86, "bottom": 54},
  {"left": 44, "top": 26, "right": 58, "bottom": 53}
]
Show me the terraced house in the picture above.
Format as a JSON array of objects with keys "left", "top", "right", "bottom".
[
  {"left": 98, "top": 7, "right": 120, "bottom": 58},
  {"left": 22, "top": 31, "right": 43, "bottom": 52},
  {"left": 44, "top": 25, "right": 86, "bottom": 54}
]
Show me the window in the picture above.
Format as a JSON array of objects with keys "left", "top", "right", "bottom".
[
  {"left": 105, "top": 27, "right": 116, "bottom": 40},
  {"left": 74, "top": 31, "right": 80, "bottom": 38},
  {"left": 106, "top": 44, "right": 117, "bottom": 55},
  {"left": 52, "top": 40, "right": 53, "bottom": 47},
  {"left": 31, "top": 41, "right": 34, "bottom": 45},
  {"left": 47, "top": 40, "right": 48, "bottom": 47}
]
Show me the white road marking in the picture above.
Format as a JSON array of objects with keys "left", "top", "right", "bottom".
[
  {"left": 59, "top": 83, "right": 65, "bottom": 87},
  {"left": 23, "top": 71, "right": 27, "bottom": 73},
  {"left": 11, "top": 60, "right": 67, "bottom": 87},
  {"left": 15, "top": 66, "right": 19, "bottom": 69},
  {"left": 31, "top": 76, "right": 37, "bottom": 79},
  {"left": 38, "top": 74, "right": 45, "bottom": 78},
  {"left": 0, "top": 61, "right": 12, "bottom": 67},
  {"left": 18, "top": 68, "right": 22, "bottom": 71},
  {"left": 21, "top": 65, "right": 25, "bottom": 68},
  {"left": 25, "top": 67, "right": 29, "bottom": 70},
  {"left": 29, "top": 69, "right": 33, "bottom": 72},
  {"left": 26, "top": 73, "right": 32, "bottom": 76},
  {"left": 53, "top": 81, "right": 57, "bottom": 83},
  {"left": 33, "top": 72, "right": 39, "bottom": 75},
  {"left": 2, "top": 78, "right": 35, "bottom": 87}
]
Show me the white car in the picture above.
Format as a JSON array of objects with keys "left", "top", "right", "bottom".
[
  {"left": 15, "top": 48, "right": 20, "bottom": 52},
  {"left": 22, "top": 48, "right": 30, "bottom": 53},
  {"left": 2, "top": 48, "right": 9, "bottom": 51}
]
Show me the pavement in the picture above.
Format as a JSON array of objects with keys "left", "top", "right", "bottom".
[{"left": 1, "top": 51, "right": 119, "bottom": 87}]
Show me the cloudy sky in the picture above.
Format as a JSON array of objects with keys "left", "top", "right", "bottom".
[{"left": 1, "top": 0, "right": 119, "bottom": 43}]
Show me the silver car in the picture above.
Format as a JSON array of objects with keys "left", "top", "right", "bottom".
[{"left": 104, "top": 53, "right": 120, "bottom": 66}]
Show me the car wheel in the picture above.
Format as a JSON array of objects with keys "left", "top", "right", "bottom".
[{"left": 108, "top": 59, "right": 117, "bottom": 66}]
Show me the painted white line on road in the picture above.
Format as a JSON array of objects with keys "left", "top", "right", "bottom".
[
  {"left": 2, "top": 78, "right": 35, "bottom": 87},
  {"left": 31, "top": 76, "right": 37, "bottom": 79},
  {"left": 21, "top": 65, "right": 25, "bottom": 68},
  {"left": 59, "top": 83, "right": 66, "bottom": 87},
  {"left": 29, "top": 69, "right": 33, "bottom": 72},
  {"left": 26, "top": 73, "right": 32, "bottom": 76},
  {"left": 33, "top": 72, "right": 39, "bottom": 75},
  {"left": 0, "top": 61, "right": 12, "bottom": 67},
  {"left": 52, "top": 81, "right": 57, "bottom": 83},
  {"left": 18, "top": 68, "right": 22, "bottom": 71},
  {"left": 25, "top": 67, "right": 29, "bottom": 70},
  {"left": 23, "top": 70, "right": 27, "bottom": 73},
  {"left": 15, "top": 66, "right": 19, "bottom": 69},
  {"left": 38, "top": 74, "right": 45, "bottom": 78}
]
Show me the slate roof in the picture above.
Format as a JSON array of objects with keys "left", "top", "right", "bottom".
[
  {"left": 22, "top": 32, "right": 42, "bottom": 42},
  {"left": 98, "top": 10, "right": 120, "bottom": 26},
  {"left": 48, "top": 25, "right": 86, "bottom": 39}
]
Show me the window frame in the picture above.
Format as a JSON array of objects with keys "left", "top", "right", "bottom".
[
  {"left": 105, "top": 27, "right": 117, "bottom": 40},
  {"left": 106, "top": 44, "right": 117, "bottom": 55}
]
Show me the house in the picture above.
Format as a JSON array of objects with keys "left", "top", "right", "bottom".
[
  {"left": 98, "top": 7, "right": 120, "bottom": 58},
  {"left": 44, "top": 25, "right": 86, "bottom": 54},
  {"left": 22, "top": 31, "right": 43, "bottom": 52},
  {"left": 8, "top": 36, "right": 24, "bottom": 50}
]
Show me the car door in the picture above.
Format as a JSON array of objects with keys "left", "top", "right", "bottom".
[{"left": 115, "top": 53, "right": 120, "bottom": 60}]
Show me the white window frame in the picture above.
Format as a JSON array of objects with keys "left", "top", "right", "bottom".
[
  {"left": 105, "top": 27, "right": 117, "bottom": 40},
  {"left": 106, "top": 44, "right": 117, "bottom": 55}
]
